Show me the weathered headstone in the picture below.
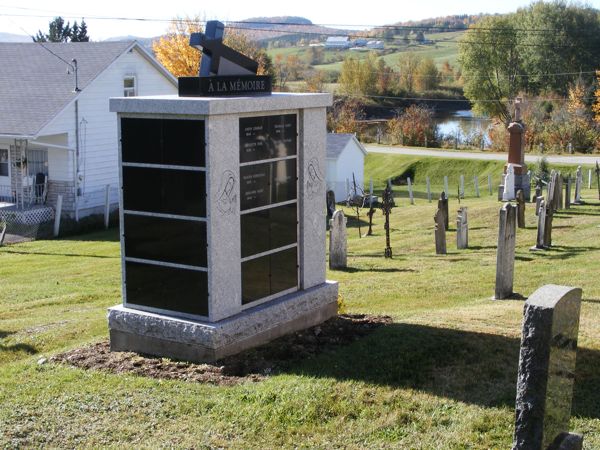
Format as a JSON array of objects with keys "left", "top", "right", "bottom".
[
  {"left": 426, "top": 176, "right": 432, "bottom": 202},
  {"left": 407, "top": 177, "right": 414, "bottom": 205},
  {"left": 513, "top": 285, "right": 583, "bottom": 450},
  {"left": 588, "top": 168, "right": 592, "bottom": 190},
  {"left": 556, "top": 173, "right": 563, "bottom": 211},
  {"left": 516, "top": 189, "right": 526, "bottom": 229},
  {"left": 474, "top": 175, "right": 480, "bottom": 197},
  {"left": 565, "top": 175, "right": 572, "bottom": 209},
  {"left": 326, "top": 190, "right": 336, "bottom": 218},
  {"left": 488, "top": 174, "right": 493, "bottom": 196},
  {"left": 544, "top": 203, "right": 554, "bottom": 248},
  {"left": 503, "top": 163, "right": 516, "bottom": 201},
  {"left": 434, "top": 208, "right": 447, "bottom": 255},
  {"left": 495, "top": 203, "right": 517, "bottom": 300},
  {"left": 459, "top": 174, "right": 465, "bottom": 199},
  {"left": 532, "top": 198, "right": 547, "bottom": 251},
  {"left": 444, "top": 175, "right": 449, "bottom": 196},
  {"left": 329, "top": 210, "right": 347, "bottom": 269},
  {"left": 438, "top": 191, "right": 449, "bottom": 231},
  {"left": 547, "top": 171, "right": 556, "bottom": 212},
  {"left": 574, "top": 166, "right": 582, "bottom": 204},
  {"left": 456, "top": 207, "right": 468, "bottom": 249},
  {"left": 535, "top": 185, "right": 542, "bottom": 216}
]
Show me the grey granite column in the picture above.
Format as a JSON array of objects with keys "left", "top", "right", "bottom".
[
  {"left": 299, "top": 107, "right": 327, "bottom": 290},
  {"left": 513, "top": 285, "right": 583, "bottom": 450},
  {"left": 495, "top": 203, "right": 516, "bottom": 299},
  {"left": 206, "top": 114, "right": 242, "bottom": 321}
]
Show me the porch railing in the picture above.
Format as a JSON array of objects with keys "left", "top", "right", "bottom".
[{"left": 0, "top": 185, "right": 16, "bottom": 204}]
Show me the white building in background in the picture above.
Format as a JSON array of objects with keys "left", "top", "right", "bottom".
[
  {"left": 0, "top": 41, "right": 177, "bottom": 220},
  {"left": 325, "top": 36, "right": 351, "bottom": 49},
  {"left": 326, "top": 133, "right": 367, "bottom": 201},
  {"left": 366, "top": 40, "right": 384, "bottom": 49}
]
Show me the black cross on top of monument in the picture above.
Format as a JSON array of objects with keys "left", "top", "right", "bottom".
[{"left": 190, "top": 21, "right": 259, "bottom": 77}]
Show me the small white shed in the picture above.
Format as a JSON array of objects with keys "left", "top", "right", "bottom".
[{"left": 326, "top": 133, "right": 367, "bottom": 201}]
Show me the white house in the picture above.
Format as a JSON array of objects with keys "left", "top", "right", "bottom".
[
  {"left": 0, "top": 41, "right": 177, "bottom": 223},
  {"left": 326, "top": 133, "right": 367, "bottom": 201},
  {"left": 325, "top": 37, "right": 351, "bottom": 49}
]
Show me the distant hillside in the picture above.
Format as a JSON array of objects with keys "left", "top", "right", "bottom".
[
  {"left": 236, "top": 16, "right": 355, "bottom": 43},
  {"left": 0, "top": 32, "right": 31, "bottom": 43},
  {"left": 103, "top": 35, "right": 155, "bottom": 52},
  {"left": 389, "top": 14, "right": 488, "bottom": 32}
]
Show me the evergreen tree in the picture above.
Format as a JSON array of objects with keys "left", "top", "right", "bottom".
[{"left": 32, "top": 17, "right": 89, "bottom": 43}]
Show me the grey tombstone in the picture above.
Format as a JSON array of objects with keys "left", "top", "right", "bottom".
[
  {"left": 535, "top": 195, "right": 543, "bottom": 216},
  {"left": 329, "top": 210, "right": 347, "bottom": 269},
  {"left": 326, "top": 190, "right": 336, "bottom": 218},
  {"left": 565, "top": 175, "right": 571, "bottom": 209},
  {"left": 547, "top": 171, "right": 556, "bottom": 212},
  {"left": 532, "top": 198, "right": 547, "bottom": 251},
  {"left": 588, "top": 169, "right": 592, "bottom": 190},
  {"left": 434, "top": 208, "right": 447, "bottom": 255},
  {"left": 495, "top": 203, "right": 517, "bottom": 300},
  {"left": 544, "top": 202, "right": 554, "bottom": 248},
  {"left": 535, "top": 186, "right": 542, "bottom": 216},
  {"left": 426, "top": 176, "right": 432, "bottom": 202},
  {"left": 516, "top": 189, "right": 526, "bottom": 229},
  {"left": 459, "top": 174, "right": 465, "bottom": 199},
  {"left": 443, "top": 175, "right": 449, "bottom": 196},
  {"left": 474, "top": 175, "right": 480, "bottom": 198},
  {"left": 512, "top": 285, "right": 583, "bottom": 450},
  {"left": 407, "top": 177, "right": 414, "bottom": 205},
  {"left": 438, "top": 191, "right": 449, "bottom": 231},
  {"left": 556, "top": 173, "right": 564, "bottom": 211},
  {"left": 488, "top": 174, "right": 493, "bottom": 196},
  {"left": 574, "top": 166, "right": 582, "bottom": 204},
  {"left": 456, "top": 207, "right": 468, "bottom": 249}
]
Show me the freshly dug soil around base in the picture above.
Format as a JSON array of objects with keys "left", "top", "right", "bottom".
[{"left": 51, "top": 314, "right": 392, "bottom": 386}]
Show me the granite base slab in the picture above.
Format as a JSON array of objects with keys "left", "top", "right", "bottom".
[{"left": 108, "top": 281, "right": 338, "bottom": 362}]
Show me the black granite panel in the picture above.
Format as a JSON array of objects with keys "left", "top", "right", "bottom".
[
  {"left": 125, "top": 261, "right": 208, "bottom": 316},
  {"left": 269, "top": 203, "right": 297, "bottom": 250},
  {"left": 241, "top": 255, "right": 270, "bottom": 305},
  {"left": 122, "top": 167, "right": 206, "bottom": 217},
  {"left": 240, "top": 159, "right": 296, "bottom": 211},
  {"left": 240, "top": 203, "right": 297, "bottom": 258},
  {"left": 239, "top": 114, "right": 296, "bottom": 163},
  {"left": 124, "top": 214, "right": 207, "bottom": 267},
  {"left": 240, "top": 209, "right": 270, "bottom": 257},
  {"left": 121, "top": 118, "right": 205, "bottom": 167},
  {"left": 270, "top": 248, "right": 298, "bottom": 295}
]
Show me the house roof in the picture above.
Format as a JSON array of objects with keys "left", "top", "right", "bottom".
[
  {"left": 326, "top": 133, "right": 367, "bottom": 159},
  {"left": 0, "top": 41, "right": 175, "bottom": 138}
]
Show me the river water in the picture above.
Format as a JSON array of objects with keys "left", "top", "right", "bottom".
[{"left": 434, "top": 110, "right": 492, "bottom": 146}]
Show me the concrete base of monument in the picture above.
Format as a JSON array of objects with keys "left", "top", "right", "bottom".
[{"left": 107, "top": 281, "right": 338, "bottom": 362}]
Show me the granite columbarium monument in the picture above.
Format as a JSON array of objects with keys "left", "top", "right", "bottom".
[{"left": 107, "top": 21, "right": 337, "bottom": 362}]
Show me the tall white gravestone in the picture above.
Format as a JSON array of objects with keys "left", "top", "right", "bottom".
[
  {"left": 107, "top": 92, "right": 338, "bottom": 362},
  {"left": 503, "top": 164, "right": 516, "bottom": 201}
]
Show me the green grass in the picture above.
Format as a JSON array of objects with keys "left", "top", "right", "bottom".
[{"left": 1, "top": 154, "right": 600, "bottom": 448}]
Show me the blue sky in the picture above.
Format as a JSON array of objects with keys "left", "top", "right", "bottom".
[{"left": 2, "top": 0, "right": 600, "bottom": 39}]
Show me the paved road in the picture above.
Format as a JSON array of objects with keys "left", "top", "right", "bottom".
[{"left": 365, "top": 145, "right": 600, "bottom": 166}]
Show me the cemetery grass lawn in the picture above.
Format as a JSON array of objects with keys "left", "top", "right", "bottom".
[{"left": 1, "top": 156, "right": 600, "bottom": 448}]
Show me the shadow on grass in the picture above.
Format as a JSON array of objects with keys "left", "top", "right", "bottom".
[
  {"left": 555, "top": 210, "right": 600, "bottom": 217},
  {"left": 582, "top": 298, "right": 600, "bottom": 304},
  {"left": 336, "top": 267, "right": 416, "bottom": 274},
  {"left": 469, "top": 245, "right": 497, "bottom": 250},
  {"left": 62, "top": 228, "right": 120, "bottom": 243},
  {"left": 0, "top": 330, "right": 37, "bottom": 355},
  {"left": 284, "top": 323, "right": 600, "bottom": 419},
  {"left": 531, "top": 245, "right": 600, "bottom": 260},
  {"left": 0, "top": 249, "right": 118, "bottom": 259}
]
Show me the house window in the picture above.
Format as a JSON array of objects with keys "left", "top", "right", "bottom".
[
  {"left": 123, "top": 76, "right": 136, "bottom": 97},
  {"left": 0, "top": 149, "right": 8, "bottom": 177}
]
